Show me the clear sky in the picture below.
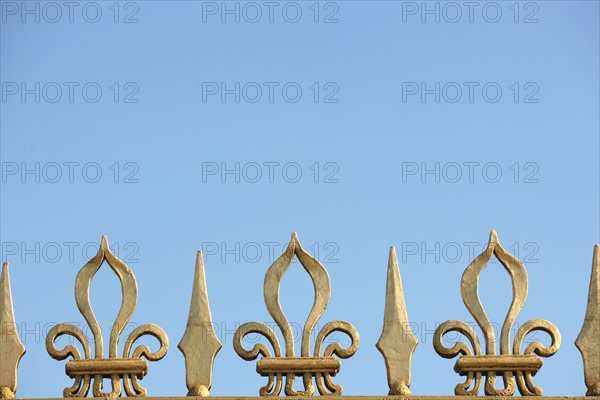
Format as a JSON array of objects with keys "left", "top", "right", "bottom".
[{"left": 1, "top": 0, "right": 599, "bottom": 397}]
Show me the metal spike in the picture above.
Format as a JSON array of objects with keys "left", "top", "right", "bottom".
[
  {"left": 376, "top": 247, "right": 418, "bottom": 395},
  {"left": 178, "top": 251, "right": 222, "bottom": 396},
  {"left": 0, "top": 262, "right": 26, "bottom": 399},
  {"left": 576, "top": 245, "right": 600, "bottom": 396}
]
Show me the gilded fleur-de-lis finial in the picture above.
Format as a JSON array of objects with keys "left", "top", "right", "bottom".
[
  {"left": 576, "top": 244, "right": 600, "bottom": 396},
  {"left": 376, "top": 247, "right": 418, "bottom": 396},
  {"left": 178, "top": 251, "right": 222, "bottom": 397},
  {"left": 0, "top": 262, "right": 26, "bottom": 399},
  {"left": 46, "top": 236, "right": 169, "bottom": 397},
  {"left": 434, "top": 230, "right": 561, "bottom": 396},
  {"left": 234, "top": 233, "right": 359, "bottom": 396}
]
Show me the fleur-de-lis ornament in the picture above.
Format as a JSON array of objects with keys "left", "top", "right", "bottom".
[
  {"left": 234, "top": 233, "right": 359, "bottom": 396},
  {"left": 434, "top": 231, "right": 560, "bottom": 396},
  {"left": 46, "top": 236, "right": 169, "bottom": 397}
]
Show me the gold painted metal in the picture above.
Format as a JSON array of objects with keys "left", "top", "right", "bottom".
[
  {"left": 45, "top": 236, "right": 169, "bottom": 397},
  {"left": 454, "top": 355, "right": 542, "bottom": 374},
  {"left": 0, "top": 262, "right": 26, "bottom": 399},
  {"left": 433, "top": 231, "right": 561, "bottom": 396},
  {"left": 233, "top": 233, "right": 359, "bottom": 396},
  {"left": 66, "top": 359, "right": 147, "bottom": 377},
  {"left": 13, "top": 396, "right": 600, "bottom": 400},
  {"left": 256, "top": 358, "right": 341, "bottom": 374},
  {"left": 576, "top": 244, "right": 600, "bottom": 396},
  {"left": 376, "top": 247, "right": 418, "bottom": 396},
  {"left": 178, "top": 251, "right": 222, "bottom": 397}
]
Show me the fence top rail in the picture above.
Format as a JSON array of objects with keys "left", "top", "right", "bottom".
[{"left": 12, "top": 397, "right": 600, "bottom": 400}]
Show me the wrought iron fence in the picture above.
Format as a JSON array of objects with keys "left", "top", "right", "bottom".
[{"left": 1, "top": 231, "right": 598, "bottom": 398}]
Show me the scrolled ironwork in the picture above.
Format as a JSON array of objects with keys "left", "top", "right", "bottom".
[
  {"left": 433, "top": 230, "right": 560, "bottom": 396},
  {"left": 233, "top": 233, "right": 359, "bottom": 396},
  {"left": 45, "top": 236, "right": 168, "bottom": 397}
]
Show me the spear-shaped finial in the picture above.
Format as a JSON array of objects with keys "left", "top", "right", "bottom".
[
  {"left": 376, "top": 247, "right": 418, "bottom": 395},
  {"left": 576, "top": 245, "right": 600, "bottom": 396},
  {"left": 0, "top": 262, "right": 26, "bottom": 399},
  {"left": 178, "top": 252, "right": 222, "bottom": 396}
]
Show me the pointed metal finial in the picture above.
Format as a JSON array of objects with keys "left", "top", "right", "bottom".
[
  {"left": 489, "top": 230, "right": 499, "bottom": 245},
  {"left": 576, "top": 244, "right": 600, "bottom": 396},
  {"left": 99, "top": 235, "right": 110, "bottom": 252},
  {"left": 0, "top": 262, "right": 26, "bottom": 399},
  {"left": 376, "top": 247, "right": 418, "bottom": 395},
  {"left": 178, "top": 251, "right": 222, "bottom": 396}
]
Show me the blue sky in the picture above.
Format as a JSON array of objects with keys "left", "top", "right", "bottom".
[{"left": 1, "top": 0, "right": 599, "bottom": 397}]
